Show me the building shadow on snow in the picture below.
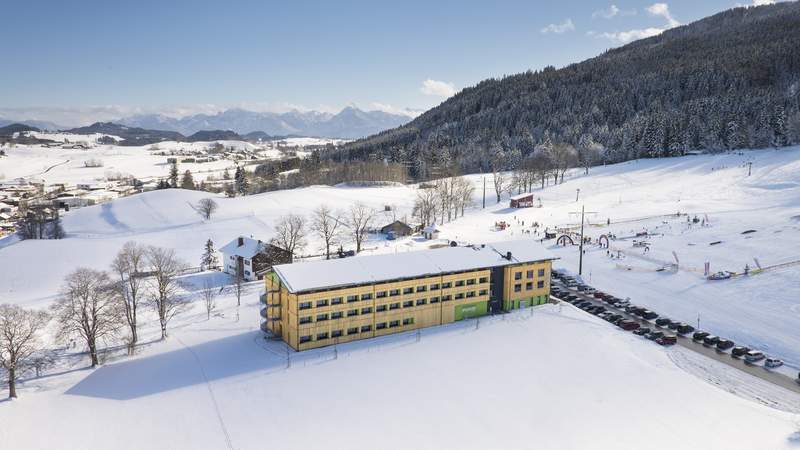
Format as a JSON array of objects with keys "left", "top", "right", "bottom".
[{"left": 65, "top": 331, "right": 284, "bottom": 400}]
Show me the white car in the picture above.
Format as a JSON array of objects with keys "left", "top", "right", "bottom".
[
  {"left": 744, "top": 350, "right": 765, "bottom": 363},
  {"left": 764, "top": 358, "right": 784, "bottom": 368}
]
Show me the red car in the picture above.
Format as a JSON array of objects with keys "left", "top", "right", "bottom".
[
  {"left": 656, "top": 335, "right": 677, "bottom": 346},
  {"left": 619, "top": 320, "right": 640, "bottom": 331}
]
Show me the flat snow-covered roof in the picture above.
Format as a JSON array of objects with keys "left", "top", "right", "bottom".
[{"left": 272, "top": 239, "right": 557, "bottom": 293}]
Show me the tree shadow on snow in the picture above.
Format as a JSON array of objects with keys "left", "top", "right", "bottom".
[{"left": 65, "top": 331, "right": 284, "bottom": 400}]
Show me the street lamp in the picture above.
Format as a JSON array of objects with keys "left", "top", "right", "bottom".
[{"left": 576, "top": 188, "right": 581, "bottom": 202}]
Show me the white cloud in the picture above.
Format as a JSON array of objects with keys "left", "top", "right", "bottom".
[
  {"left": 646, "top": 3, "right": 680, "bottom": 27},
  {"left": 420, "top": 79, "right": 458, "bottom": 98},
  {"left": 367, "top": 102, "right": 422, "bottom": 118},
  {"left": 540, "top": 19, "right": 575, "bottom": 34},
  {"left": 750, "top": 0, "right": 776, "bottom": 5},
  {"left": 593, "top": 2, "right": 680, "bottom": 45},
  {"left": 592, "top": 5, "right": 620, "bottom": 19}
]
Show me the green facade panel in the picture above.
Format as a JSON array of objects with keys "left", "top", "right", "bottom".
[{"left": 455, "top": 301, "right": 488, "bottom": 321}]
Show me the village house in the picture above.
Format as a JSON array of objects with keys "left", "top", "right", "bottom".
[
  {"left": 510, "top": 193, "right": 535, "bottom": 208},
  {"left": 220, "top": 236, "right": 293, "bottom": 282}
]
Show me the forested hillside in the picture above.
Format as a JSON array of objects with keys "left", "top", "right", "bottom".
[{"left": 332, "top": 3, "right": 800, "bottom": 179}]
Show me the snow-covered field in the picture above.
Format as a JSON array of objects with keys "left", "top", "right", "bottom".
[{"left": 2, "top": 146, "right": 800, "bottom": 449}]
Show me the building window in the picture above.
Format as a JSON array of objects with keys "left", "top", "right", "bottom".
[
  {"left": 299, "top": 316, "right": 312, "bottom": 324},
  {"left": 316, "top": 299, "right": 329, "bottom": 307},
  {"left": 514, "top": 272, "right": 522, "bottom": 280},
  {"left": 527, "top": 270, "right": 534, "bottom": 279},
  {"left": 416, "top": 298, "right": 427, "bottom": 306},
  {"left": 479, "top": 289, "right": 488, "bottom": 296},
  {"left": 299, "top": 301, "right": 312, "bottom": 310},
  {"left": 441, "top": 282, "right": 452, "bottom": 289},
  {"left": 376, "top": 291, "right": 387, "bottom": 298},
  {"left": 376, "top": 322, "right": 387, "bottom": 330},
  {"left": 403, "top": 317, "right": 414, "bottom": 326},
  {"left": 244, "top": 259, "right": 251, "bottom": 266},
  {"left": 479, "top": 277, "right": 488, "bottom": 283},
  {"left": 316, "top": 313, "right": 329, "bottom": 321},
  {"left": 244, "top": 271, "right": 251, "bottom": 276},
  {"left": 361, "top": 307, "right": 373, "bottom": 314},
  {"left": 514, "top": 284, "right": 522, "bottom": 292},
  {"left": 389, "top": 320, "right": 400, "bottom": 328},
  {"left": 526, "top": 282, "right": 533, "bottom": 290},
  {"left": 331, "top": 311, "right": 343, "bottom": 319},
  {"left": 430, "top": 283, "right": 440, "bottom": 290},
  {"left": 466, "top": 291, "right": 475, "bottom": 298},
  {"left": 347, "top": 295, "right": 358, "bottom": 303},
  {"left": 455, "top": 280, "right": 465, "bottom": 287},
  {"left": 347, "top": 309, "right": 358, "bottom": 317},
  {"left": 299, "top": 335, "right": 312, "bottom": 344},
  {"left": 537, "top": 280, "right": 545, "bottom": 289},
  {"left": 376, "top": 304, "right": 387, "bottom": 312},
  {"left": 538, "top": 268, "right": 546, "bottom": 277},
  {"left": 430, "top": 296, "right": 440, "bottom": 303},
  {"left": 466, "top": 279, "right": 476, "bottom": 285},
  {"left": 403, "top": 300, "right": 413, "bottom": 308},
  {"left": 403, "top": 287, "right": 413, "bottom": 295},
  {"left": 347, "top": 327, "right": 359, "bottom": 335},
  {"left": 361, "top": 325, "right": 372, "bottom": 333},
  {"left": 316, "top": 332, "right": 329, "bottom": 340},
  {"left": 442, "top": 295, "right": 452, "bottom": 302},
  {"left": 361, "top": 293, "right": 372, "bottom": 301},
  {"left": 389, "top": 302, "right": 400, "bottom": 310},
  {"left": 331, "top": 330, "right": 343, "bottom": 338},
  {"left": 389, "top": 289, "right": 400, "bottom": 296},
  {"left": 454, "top": 293, "right": 465, "bottom": 300},
  {"left": 416, "top": 285, "right": 427, "bottom": 293},
  {"left": 331, "top": 297, "right": 343, "bottom": 305}
]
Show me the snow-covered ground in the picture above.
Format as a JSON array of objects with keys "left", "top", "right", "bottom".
[{"left": 2, "top": 146, "right": 800, "bottom": 449}]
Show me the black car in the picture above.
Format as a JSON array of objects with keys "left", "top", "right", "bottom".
[
  {"left": 716, "top": 339, "right": 735, "bottom": 351},
  {"left": 642, "top": 310, "right": 659, "bottom": 320},
  {"left": 606, "top": 314, "right": 623, "bottom": 323},
  {"left": 676, "top": 324, "right": 695, "bottom": 334},
  {"left": 646, "top": 331, "right": 665, "bottom": 341},
  {"left": 566, "top": 295, "right": 578, "bottom": 302},
  {"left": 667, "top": 321, "right": 681, "bottom": 330},
  {"left": 693, "top": 331, "right": 710, "bottom": 341},
  {"left": 633, "top": 327, "right": 651, "bottom": 336},
  {"left": 592, "top": 306, "right": 607, "bottom": 315},
  {"left": 625, "top": 305, "right": 641, "bottom": 314},
  {"left": 703, "top": 335, "right": 720, "bottom": 346},
  {"left": 655, "top": 318, "right": 672, "bottom": 327},
  {"left": 731, "top": 346, "right": 751, "bottom": 358}
]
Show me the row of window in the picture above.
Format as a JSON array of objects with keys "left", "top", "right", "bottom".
[
  {"left": 299, "top": 318, "right": 417, "bottom": 343},
  {"left": 298, "top": 278, "right": 490, "bottom": 310},
  {"left": 514, "top": 268, "right": 547, "bottom": 281},
  {"left": 298, "top": 290, "right": 489, "bottom": 324},
  {"left": 513, "top": 280, "right": 546, "bottom": 292}
]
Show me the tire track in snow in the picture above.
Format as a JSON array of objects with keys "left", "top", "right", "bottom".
[{"left": 174, "top": 335, "right": 235, "bottom": 450}]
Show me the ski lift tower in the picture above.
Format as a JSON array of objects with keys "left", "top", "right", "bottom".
[{"left": 569, "top": 207, "right": 599, "bottom": 276}]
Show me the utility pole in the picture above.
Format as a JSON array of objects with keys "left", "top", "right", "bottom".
[
  {"left": 482, "top": 177, "right": 486, "bottom": 209},
  {"left": 747, "top": 162, "right": 752, "bottom": 177},
  {"left": 576, "top": 188, "right": 581, "bottom": 202},
  {"left": 578, "top": 205, "right": 585, "bottom": 276}
]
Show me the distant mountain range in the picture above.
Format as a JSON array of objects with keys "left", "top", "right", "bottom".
[
  {"left": 118, "top": 107, "right": 414, "bottom": 139},
  {"left": 0, "top": 118, "right": 64, "bottom": 131}
]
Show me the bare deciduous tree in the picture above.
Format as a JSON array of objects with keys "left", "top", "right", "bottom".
[
  {"left": 146, "top": 247, "right": 188, "bottom": 339},
  {"left": 0, "top": 304, "right": 49, "bottom": 398},
  {"left": 453, "top": 177, "right": 475, "bottom": 217},
  {"left": 201, "top": 279, "right": 217, "bottom": 320},
  {"left": 196, "top": 198, "right": 218, "bottom": 220},
  {"left": 52, "top": 268, "right": 123, "bottom": 367},
  {"left": 492, "top": 170, "right": 506, "bottom": 203},
  {"left": 311, "top": 205, "right": 343, "bottom": 259},
  {"left": 272, "top": 214, "right": 307, "bottom": 257},
  {"left": 348, "top": 203, "right": 375, "bottom": 253},
  {"left": 413, "top": 186, "right": 438, "bottom": 227},
  {"left": 110, "top": 241, "right": 146, "bottom": 348}
]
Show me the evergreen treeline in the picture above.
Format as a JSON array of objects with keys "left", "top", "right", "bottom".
[{"left": 331, "top": 3, "right": 800, "bottom": 179}]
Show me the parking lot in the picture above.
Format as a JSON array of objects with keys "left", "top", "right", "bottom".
[{"left": 549, "top": 272, "right": 800, "bottom": 396}]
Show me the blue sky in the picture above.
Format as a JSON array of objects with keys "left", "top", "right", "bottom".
[{"left": 0, "top": 0, "right": 780, "bottom": 124}]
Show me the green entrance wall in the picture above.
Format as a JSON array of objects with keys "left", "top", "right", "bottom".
[
  {"left": 455, "top": 301, "right": 489, "bottom": 321},
  {"left": 503, "top": 295, "right": 549, "bottom": 311}
]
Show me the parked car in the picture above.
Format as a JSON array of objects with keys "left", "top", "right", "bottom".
[
  {"left": 676, "top": 324, "right": 695, "bottom": 335},
  {"left": 619, "top": 320, "right": 640, "bottom": 331},
  {"left": 703, "top": 335, "right": 720, "bottom": 346},
  {"left": 655, "top": 318, "right": 672, "bottom": 327},
  {"left": 646, "top": 331, "right": 665, "bottom": 341},
  {"left": 592, "top": 306, "right": 607, "bottom": 315},
  {"left": 731, "top": 346, "right": 751, "bottom": 358},
  {"left": 642, "top": 310, "right": 659, "bottom": 320},
  {"left": 584, "top": 287, "right": 596, "bottom": 294},
  {"left": 625, "top": 305, "right": 641, "bottom": 314},
  {"left": 745, "top": 350, "right": 765, "bottom": 363},
  {"left": 633, "top": 327, "right": 650, "bottom": 336},
  {"left": 667, "top": 321, "right": 681, "bottom": 330},
  {"left": 656, "top": 335, "right": 677, "bottom": 346},
  {"left": 566, "top": 295, "right": 578, "bottom": 302},
  {"left": 693, "top": 331, "right": 710, "bottom": 341},
  {"left": 765, "top": 358, "right": 784, "bottom": 368},
  {"left": 606, "top": 314, "right": 623, "bottom": 323},
  {"left": 716, "top": 339, "right": 735, "bottom": 351}
]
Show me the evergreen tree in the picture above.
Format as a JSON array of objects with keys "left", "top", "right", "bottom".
[
  {"left": 169, "top": 161, "right": 179, "bottom": 188},
  {"left": 180, "top": 170, "right": 195, "bottom": 190},
  {"left": 201, "top": 239, "right": 219, "bottom": 270},
  {"left": 234, "top": 166, "right": 248, "bottom": 196},
  {"left": 770, "top": 105, "right": 789, "bottom": 148}
]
